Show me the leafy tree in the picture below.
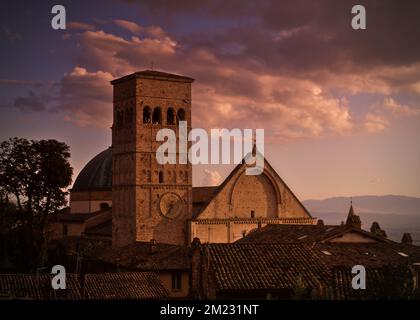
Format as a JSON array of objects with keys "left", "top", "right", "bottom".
[{"left": 0, "top": 138, "right": 73, "bottom": 270}]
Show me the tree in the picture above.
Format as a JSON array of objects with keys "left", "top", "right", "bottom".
[{"left": 0, "top": 138, "right": 73, "bottom": 270}]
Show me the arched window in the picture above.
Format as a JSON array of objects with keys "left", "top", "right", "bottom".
[
  {"left": 167, "top": 107, "right": 175, "bottom": 125},
  {"left": 158, "top": 171, "right": 164, "bottom": 183},
  {"left": 177, "top": 108, "right": 186, "bottom": 123},
  {"left": 143, "top": 106, "right": 151, "bottom": 124},
  {"left": 152, "top": 107, "right": 162, "bottom": 124}
]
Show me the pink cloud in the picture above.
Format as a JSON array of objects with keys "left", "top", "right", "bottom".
[
  {"left": 57, "top": 67, "right": 114, "bottom": 128},
  {"left": 364, "top": 113, "right": 389, "bottom": 133},
  {"left": 201, "top": 169, "right": 222, "bottom": 186},
  {"left": 67, "top": 21, "right": 96, "bottom": 31},
  {"left": 382, "top": 97, "right": 420, "bottom": 116}
]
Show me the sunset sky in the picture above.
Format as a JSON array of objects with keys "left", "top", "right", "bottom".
[{"left": 1, "top": 0, "right": 419, "bottom": 200}]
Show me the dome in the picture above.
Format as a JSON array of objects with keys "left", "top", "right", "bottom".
[{"left": 72, "top": 148, "right": 112, "bottom": 191}]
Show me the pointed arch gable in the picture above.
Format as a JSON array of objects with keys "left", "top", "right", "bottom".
[
  {"left": 227, "top": 168, "right": 281, "bottom": 207},
  {"left": 193, "top": 155, "right": 312, "bottom": 220}
]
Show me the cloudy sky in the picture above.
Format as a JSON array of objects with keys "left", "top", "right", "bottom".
[{"left": 1, "top": 0, "right": 419, "bottom": 200}]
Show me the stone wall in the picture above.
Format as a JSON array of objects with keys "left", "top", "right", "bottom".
[{"left": 112, "top": 73, "right": 193, "bottom": 247}]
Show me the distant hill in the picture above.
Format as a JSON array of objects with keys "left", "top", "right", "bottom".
[
  {"left": 303, "top": 195, "right": 420, "bottom": 215},
  {"left": 302, "top": 195, "right": 420, "bottom": 245}
]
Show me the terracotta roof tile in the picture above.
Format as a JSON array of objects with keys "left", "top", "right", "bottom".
[
  {"left": 206, "top": 243, "right": 331, "bottom": 291},
  {"left": 83, "top": 272, "right": 168, "bottom": 299},
  {"left": 99, "top": 242, "right": 191, "bottom": 271},
  {"left": 237, "top": 224, "right": 344, "bottom": 243},
  {"left": 0, "top": 274, "right": 81, "bottom": 299}
]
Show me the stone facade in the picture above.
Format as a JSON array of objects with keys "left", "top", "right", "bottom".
[
  {"left": 111, "top": 72, "right": 194, "bottom": 247},
  {"left": 70, "top": 189, "right": 112, "bottom": 213},
  {"left": 189, "top": 158, "right": 315, "bottom": 243},
  {"left": 61, "top": 70, "right": 316, "bottom": 246}
]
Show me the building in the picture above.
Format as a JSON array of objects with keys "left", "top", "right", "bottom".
[
  {"left": 48, "top": 70, "right": 420, "bottom": 300},
  {"left": 50, "top": 70, "right": 315, "bottom": 247},
  {"left": 190, "top": 206, "right": 420, "bottom": 299}
]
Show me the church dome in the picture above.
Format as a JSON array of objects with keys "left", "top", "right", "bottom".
[{"left": 72, "top": 147, "right": 112, "bottom": 191}]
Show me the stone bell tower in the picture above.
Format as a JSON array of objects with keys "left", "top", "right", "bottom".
[{"left": 110, "top": 70, "right": 194, "bottom": 248}]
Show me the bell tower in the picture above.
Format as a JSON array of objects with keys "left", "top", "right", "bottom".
[{"left": 111, "top": 70, "right": 194, "bottom": 248}]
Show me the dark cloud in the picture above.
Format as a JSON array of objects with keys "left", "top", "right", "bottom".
[
  {"left": 0, "top": 79, "right": 41, "bottom": 86},
  {"left": 1, "top": 26, "right": 21, "bottom": 42},
  {"left": 123, "top": 0, "right": 420, "bottom": 72},
  {"left": 9, "top": 1, "right": 420, "bottom": 137},
  {"left": 13, "top": 91, "right": 47, "bottom": 112}
]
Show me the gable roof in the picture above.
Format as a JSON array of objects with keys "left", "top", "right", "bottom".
[
  {"left": 84, "top": 219, "right": 112, "bottom": 238},
  {"left": 315, "top": 242, "right": 420, "bottom": 267},
  {"left": 192, "top": 153, "right": 312, "bottom": 219},
  {"left": 83, "top": 272, "right": 168, "bottom": 300},
  {"left": 205, "top": 243, "right": 330, "bottom": 292},
  {"left": 237, "top": 223, "right": 394, "bottom": 244},
  {"left": 52, "top": 208, "right": 111, "bottom": 223},
  {"left": 331, "top": 266, "right": 412, "bottom": 300},
  {"left": 99, "top": 242, "right": 191, "bottom": 271},
  {"left": 237, "top": 224, "right": 343, "bottom": 243},
  {"left": 0, "top": 274, "right": 81, "bottom": 300}
]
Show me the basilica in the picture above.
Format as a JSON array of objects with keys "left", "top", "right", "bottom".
[
  {"left": 45, "top": 70, "right": 420, "bottom": 300},
  {"left": 50, "top": 70, "right": 316, "bottom": 246}
]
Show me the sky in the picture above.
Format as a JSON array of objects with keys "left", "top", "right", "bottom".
[{"left": 0, "top": 0, "right": 419, "bottom": 200}]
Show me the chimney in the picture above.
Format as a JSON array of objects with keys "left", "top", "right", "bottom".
[
  {"left": 149, "top": 239, "right": 157, "bottom": 254},
  {"left": 401, "top": 233, "right": 413, "bottom": 245},
  {"left": 317, "top": 219, "right": 325, "bottom": 227}
]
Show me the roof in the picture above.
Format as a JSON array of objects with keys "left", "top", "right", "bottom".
[
  {"left": 315, "top": 242, "right": 420, "bottom": 268},
  {"left": 192, "top": 186, "right": 219, "bottom": 203},
  {"left": 83, "top": 272, "right": 168, "bottom": 300},
  {"left": 111, "top": 70, "right": 194, "bottom": 85},
  {"left": 237, "top": 223, "right": 393, "bottom": 244},
  {"left": 331, "top": 267, "right": 385, "bottom": 300},
  {"left": 72, "top": 148, "right": 112, "bottom": 191},
  {"left": 53, "top": 212, "right": 104, "bottom": 223},
  {"left": 70, "top": 147, "right": 217, "bottom": 204},
  {"left": 237, "top": 224, "right": 343, "bottom": 243},
  {"left": 206, "top": 243, "right": 330, "bottom": 292},
  {"left": 99, "top": 242, "right": 191, "bottom": 271},
  {"left": 192, "top": 153, "right": 312, "bottom": 219},
  {"left": 192, "top": 186, "right": 219, "bottom": 217},
  {"left": 0, "top": 274, "right": 81, "bottom": 300},
  {"left": 84, "top": 219, "right": 112, "bottom": 237}
]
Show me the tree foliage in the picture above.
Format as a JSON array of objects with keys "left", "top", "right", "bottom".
[{"left": 0, "top": 138, "right": 73, "bottom": 270}]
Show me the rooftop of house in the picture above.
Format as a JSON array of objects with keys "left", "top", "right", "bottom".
[
  {"left": 83, "top": 272, "right": 168, "bottom": 300},
  {"left": 0, "top": 272, "right": 168, "bottom": 300},
  {"left": 314, "top": 242, "right": 420, "bottom": 268},
  {"left": 236, "top": 222, "right": 394, "bottom": 245},
  {"left": 195, "top": 239, "right": 419, "bottom": 299},
  {"left": 203, "top": 242, "right": 330, "bottom": 292},
  {"left": 84, "top": 219, "right": 112, "bottom": 238},
  {"left": 51, "top": 207, "right": 111, "bottom": 223},
  {"left": 0, "top": 274, "right": 81, "bottom": 300}
]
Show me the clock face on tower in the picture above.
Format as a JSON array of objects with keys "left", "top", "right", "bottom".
[{"left": 159, "top": 192, "right": 184, "bottom": 219}]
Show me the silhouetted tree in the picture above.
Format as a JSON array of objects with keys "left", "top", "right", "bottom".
[{"left": 0, "top": 138, "right": 73, "bottom": 270}]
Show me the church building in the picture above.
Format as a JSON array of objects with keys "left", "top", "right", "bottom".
[
  {"left": 50, "top": 70, "right": 316, "bottom": 247},
  {"left": 46, "top": 70, "right": 420, "bottom": 300}
]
